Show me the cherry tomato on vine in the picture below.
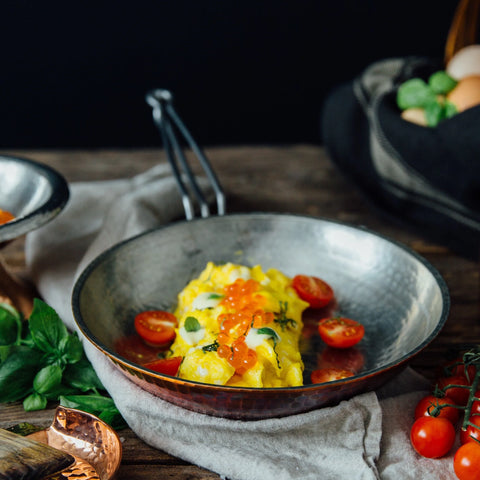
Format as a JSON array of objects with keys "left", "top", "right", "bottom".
[
  {"left": 317, "top": 317, "right": 364, "bottom": 349},
  {"left": 414, "top": 394, "right": 460, "bottom": 424},
  {"left": 460, "top": 415, "right": 480, "bottom": 445},
  {"left": 311, "top": 367, "right": 354, "bottom": 384},
  {"left": 454, "top": 442, "right": 480, "bottom": 480},
  {"left": 410, "top": 416, "right": 456, "bottom": 458},
  {"left": 443, "top": 358, "right": 477, "bottom": 383},
  {"left": 134, "top": 310, "right": 178, "bottom": 346},
  {"left": 471, "top": 390, "right": 480, "bottom": 416},
  {"left": 292, "top": 275, "right": 334, "bottom": 309},
  {"left": 437, "top": 375, "right": 471, "bottom": 406},
  {"left": 143, "top": 356, "right": 182, "bottom": 376}
]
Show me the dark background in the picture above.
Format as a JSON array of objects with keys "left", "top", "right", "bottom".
[{"left": 0, "top": 1, "right": 459, "bottom": 148}]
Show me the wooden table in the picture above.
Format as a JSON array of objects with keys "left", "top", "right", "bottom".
[{"left": 0, "top": 145, "right": 479, "bottom": 479}]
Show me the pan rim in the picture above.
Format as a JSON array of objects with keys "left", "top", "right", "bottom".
[{"left": 71, "top": 212, "right": 450, "bottom": 393}]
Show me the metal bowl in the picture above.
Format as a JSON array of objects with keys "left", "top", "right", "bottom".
[
  {"left": 0, "top": 155, "right": 69, "bottom": 244},
  {"left": 27, "top": 405, "right": 122, "bottom": 480},
  {"left": 72, "top": 213, "right": 450, "bottom": 420}
]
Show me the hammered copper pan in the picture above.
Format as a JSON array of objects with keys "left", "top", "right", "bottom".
[{"left": 72, "top": 213, "right": 449, "bottom": 419}]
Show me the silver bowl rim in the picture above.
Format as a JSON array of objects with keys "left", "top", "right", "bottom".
[
  {"left": 72, "top": 212, "right": 451, "bottom": 392},
  {"left": 0, "top": 155, "right": 70, "bottom": 242}
]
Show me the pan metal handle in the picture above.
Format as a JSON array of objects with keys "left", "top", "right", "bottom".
[{"left": 146, "top": 89, "right": 226, "bottom": 220}]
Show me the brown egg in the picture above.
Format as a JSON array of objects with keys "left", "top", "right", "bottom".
[
  {"left": 401, "top": 107, "right": 427, "bottom": 126},
  {"left": 447, "top": 75, "right": 480, "bottom": 112}
]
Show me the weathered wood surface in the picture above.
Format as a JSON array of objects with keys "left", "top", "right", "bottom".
[
  {"left": 0, "top": 145, "right": 478, "bottom": 479},
  {"left": 0, "top": 428, "right": 74, "bottom": 479}
]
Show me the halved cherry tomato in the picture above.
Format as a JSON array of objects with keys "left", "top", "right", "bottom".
[
  {"left": 410, "top": 416, "right": 456, "bottom": 458},
  {"left": 114, "top": 334, "right": 163, "bottom": 364},
  {"left": 317, "top": 346, "right": 365, "bottom": 374},
  {"left": 317, "top": 317, "right": 364, "bottom": 349},
  {"left": 292, "top": 275, "right": 334, "bottom": 309},
  {"left": 311, "top": 367, "right": 354, "bottom": 384},
  {"left": 134, "top": 310, "right": 178, "bottom": 347},
  {"left": 437, "top": 375, "right": 471, "bottom": 406},
  {"left": 414, "top": 394, "right": 460, "bottom": 424},
  {"left": 0, "top": 209, "right": 15, "bottom": 225},
  {"left": 454, "top": 442, "right": 480, "bottom": 480},
  {"left": 460, "top": 415, "right": 480, "bottom": 445},
  {"left": 143, "top": 356, "right": 183, "bottom": 376}
]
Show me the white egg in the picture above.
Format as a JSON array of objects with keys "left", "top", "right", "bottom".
[{"left": 446, "top": 44, "right": 480, "bottom": 80}]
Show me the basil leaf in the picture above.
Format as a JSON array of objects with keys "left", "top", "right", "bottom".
[
  {"left": 0, "top": 303, "right": 22, "bottom": 346},
  {"left": 428, "top": 71, "right": 457, "bottom": 95},
  {"left": 208, "top": 293, "right": 223, "bottom": 300},
  {"left": 0, "top": 345, "right": 11, "bottom": 364},
  {"left": 397, "top": 78, "right": 436, "bottom": 110},
  {"left": 33, "top": 364, "right": 63, "bottom": 394},
  {"left": 425, "top": 99, "right": 444, "bottom": 127},
  {"left": 0, "top": 302, "right": 22, "bottom": 320},
  {"left": 98, "top": 408, "right": 128, "bottom": 430},
  {"left": 60, "top": 394, "right": 119, "bottom": 412},
  {"left": 184, "top": 316, "right": 201, "bottom": 332},
  {"left": 23, "top": 392, "right": 47, "bottom": 411},
  {"left": 29, "top": 299, "right": 68, "bottom": 353},
  {"left": 444, "top": 99, "right": 458, "bottom": 119},
  {"left": 63, "top": 358, "right": 103, "bottom": 392},
  {"left": 256, "top": 327, "right": 279, "bottom": 340},
  {"left": 58, "top": 333, "right": 84, "bottom": 364},
  {"left": 0, "top": 345, "right": 43, "bottom": 402},
  {"left": 43, "top": 383, "right": 78, "bottom": 400}
]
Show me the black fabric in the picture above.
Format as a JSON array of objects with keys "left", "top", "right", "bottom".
[{"left": 321, "top": 58, "right": 480, "bottom": 260}]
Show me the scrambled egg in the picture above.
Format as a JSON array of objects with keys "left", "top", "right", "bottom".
[{"left": 169, "top": 262, "right": 309, "bottom": 387}]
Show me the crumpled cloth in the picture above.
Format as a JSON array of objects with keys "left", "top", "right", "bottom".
[
  {"left": 25, "top": 163, "right": 456, "bottom": 479},
  {"left": 321, "top": 56, "right": 480, "bottom": 260}
]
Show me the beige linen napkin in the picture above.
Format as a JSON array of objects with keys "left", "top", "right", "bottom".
[{"left": 25, "top": 163, "right": 457, "bottom": 480}]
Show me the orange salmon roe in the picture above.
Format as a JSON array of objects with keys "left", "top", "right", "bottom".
[{"left": 216, "top": 278, "right": 274, "bottom": 375}]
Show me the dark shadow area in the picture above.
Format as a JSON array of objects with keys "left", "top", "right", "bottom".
[{"left": 0, "top": 0, "right": 458, "bottom": 148}]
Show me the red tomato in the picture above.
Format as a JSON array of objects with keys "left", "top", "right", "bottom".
[
  {"left": 410, "top": 417, "right": 456, "bottom": 458},
  {"left": 292, "top": 275, "right": 334, "bottom": 309},
  {"left": 471, "top": 390, "right": 480, "bottom": 416},
  {"left": 317, "top": 317, "right": 365, "bottom": 349},
  {"left": 460, "top": 415, "right": 480, "bottom": 445},
  {"left": 444, "top": 358, "right": 477, "bottom": 383},
  {"left": 143, "top": 356, "right": 183, "bottom": 376},
  {"left": 454, "top": 442, "right": 480, "bottom": 480},
  {"left": 437, "top": 375, "right": 471, "bottom": 406},
  {"left": 134, "top": 310, "right": 178, "bottom": 346},
  {"left": 414, "top": 395, "right": 460, "bottom": 424},
  {"left": 311, "top": 367, "right": 354, "bottom": 384},
  {"left": 114, "top": 334, "right": 164, "bottom": 364},
  {"left": 317, "top": 346, "right": 365, "bottom": 374}
]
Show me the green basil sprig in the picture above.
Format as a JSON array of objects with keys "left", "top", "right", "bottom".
[
  {"left": 396, "top": 71, "right": 458, "bottom": 127},
  {"left": 0, "top": 299, "right": 126, "bottom": 429}
]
